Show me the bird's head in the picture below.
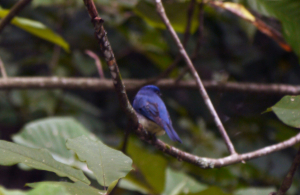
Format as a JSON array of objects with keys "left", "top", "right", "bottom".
[{"left": 140, "top": 85, "right": 162, "bottom": 96}]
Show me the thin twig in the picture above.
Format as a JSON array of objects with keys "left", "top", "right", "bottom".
[
  {"left": 144, "top": 0, "right": 197, "bottom": 86},
  {"left": 121, "top": 123, "right": 132, "bottom": 154},
  {"left": 49, "top": 45, "right": 61, "bottom": 74},
  {"left": 176, "top": 0, "right": 204, "bottom": 83},
  {"left": 275, "top": 146, "right": 300, "bottom": 195},
  {"left": 155, "top": 0, "right": 236, "bottom": 155},
  {"left": 0, "top": 0, "right": 32, "bottom": 33},
  {"left": 0, "top": 58, "right": 8, "bottom": 78},
  {"left": 183, "top": 0, "right": 196, "bottom": 47},
  {"left": 85, "top": 50, "right": 105, "bottom": 78}
]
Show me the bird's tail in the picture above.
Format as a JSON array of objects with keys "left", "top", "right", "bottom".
[{"left": 164, "top": 123, "right": 182, "bottom": 143}]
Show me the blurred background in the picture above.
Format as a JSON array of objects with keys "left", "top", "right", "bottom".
[{"left": 0, "top": 0, "right": 300, "bottom": 194}]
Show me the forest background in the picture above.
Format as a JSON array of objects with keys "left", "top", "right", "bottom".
[{"left": 0, "top": 0, "right": 300, "bottom": 194}]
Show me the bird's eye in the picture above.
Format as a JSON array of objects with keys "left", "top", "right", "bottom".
[{"left": 156, "top": 91, "right": 162, "bottom": 96}]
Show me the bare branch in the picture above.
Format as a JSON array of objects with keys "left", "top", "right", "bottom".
[
  {"left": 176, "top": 0, "right": 204, "bottom": 82},
  {"left": 183, "top": 0, "right": 196, "bottom": 47},
  {"left": 275, "top": 146, "right": 300, "bottom": 195},
  {"left": 155, "top": 0, "right": 236, "bottom": 155},
  {"left": 85, "top": 50, "right": 105, "bottom": 78},
  {"left": 82, "top": 0, "right": 139, "bottom": 133},
  {"left": 0, "top": 77, "right": 299, "bottom": 95},
  {"left": 137, "top": 125, "right": 300, "bottom": 168},
  {"left": 0, "top": 58, "right": 8, "bottom": 78},
  {"left": 0, "top": 0, "right": 32, "bottom": 33},
  {"left": 145, "top": 0, "right": 197, "bottom": 86},
  {"left": 49, "top": 46, "right": 61, "bottom": 73}
]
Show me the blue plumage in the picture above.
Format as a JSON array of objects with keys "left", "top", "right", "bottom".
[{"left": 133, "top": 85, "right": 182, "bottom": 143}]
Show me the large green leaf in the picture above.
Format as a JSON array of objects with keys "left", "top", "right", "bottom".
[
  {"left": 13, "top": 117, "right": 92, "bottom": 158},
  {"left": 163, "top": 168, "right": 208, "bottom": 195},
  {"left": 269, "top": 95, "right": 300, "bottom": 128},
  {"left": 234, "top": 0, "right": 300, "bottom": 60},
  {"left": 0, "top": 140, "right": 90, "bottom": 184},
  {"left": 66, "top": 135, "right": 133, "bottom": 187},
  {"left": 0, "top": 9, "right": 69, "bottom": 52},
  {"left": 12, "top": 117, "right": 95, "bottom": 175},
  {"left": 27, "top": 182, "right": 105, "bottom": 195},
  {"left": 134, "top": 1, "right": 199, "bottom": 34},
  {"left": 0, "top": 186, "right": 27, "bottom": 195}
]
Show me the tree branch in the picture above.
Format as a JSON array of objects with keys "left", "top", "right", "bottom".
[
  {"left": 0, "top": 77, "right": 299, "bottom": 95},
  {"left": 137, "top": 126, "right": 300, "bottom": 168},
  {"left": 144, "top": 0, "right": 197, "bottom": 86},
  {"left": 82, "top": 0, "right": 139, "bottom": 136},
  {"left": 0, "top": 58, "right": 7, "bottom": 78},
  {"left": 176, "top": 0, "right": 204, "bottom": 82},
  {"left": 275, "top": 146, "right": 300, "bottom": 195},
  {"left": 155, "top": 0, "right": 236, "bottom": 155},
  {"left": 0, "top": 0, "right": 32, "bottom": 33}
]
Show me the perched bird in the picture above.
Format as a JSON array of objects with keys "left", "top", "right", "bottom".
[{"left": 133, "top": 85, "right": 182, "bottom": 143}]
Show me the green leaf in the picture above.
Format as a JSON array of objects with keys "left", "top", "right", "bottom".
[
  {"left": 269, "top": 95, "right": 300, "bottom": 128},
  {"left": 0, "top": 9, "right": 69, "bottom": 52},
  {"left": 126, "top": 139, "right": 167, "bottom": 193},
  {"left": 12, "top": 117, "right": 95, "bottom": 176},
  {"left": 13, "top": 117, "right": 92, "bottom": 159},
  {"left": 234, "top": 187, "right": 276, "bottom": 195},
  {"left": 119, "top": 175, "right": 151, "bottom": 194},
  {"left": 191, "top": 186, "right": 229, "bottom": 195},
  {"left": 0, "top": 140, "right": 90, "bottom": 184},
  {"left": 27, "top": 182, "right": 69, "bottom": 195},
  {"left": 66, "top": 135, "right": 133, "bottom": 187},
  {"left": 27, "top": 182, "right": 105, "bottom": 195},
  {"left": 163, "top": 168, "right": 208, "bottom": 195},
  {"left": 134, "top": 1, "right": 199, "bottom": 34},
  {"left": 0, "top": 186, "right": 27, "bottom": 195},
  {"left": 234, "top": 0, "right": 300, "bottom": 60}
]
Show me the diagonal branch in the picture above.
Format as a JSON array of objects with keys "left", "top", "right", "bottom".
[
  {"left": 274, "top": 146, "right": 300, "bottom": 195},
  {"left": 0, "top": 0, "right": 32, "bottom": 33},
  {"left": 155, "top": 0, "right": 236, "bottom": 155},
  {"left": 82, "top": 0, "right": 139, "bottom": 131},
  {"left": 144, "top": 0, "right": 197, "bottom": 87}
]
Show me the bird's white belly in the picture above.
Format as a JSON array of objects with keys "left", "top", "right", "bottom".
[{"left": 137, "top": 113, "right": 165, "bottom": 136}]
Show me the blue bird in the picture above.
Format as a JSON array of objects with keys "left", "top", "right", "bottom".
[{"left": 133, "top": 85, "right": 182, "bottom": 143}]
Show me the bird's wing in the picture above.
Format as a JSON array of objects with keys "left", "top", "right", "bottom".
[
  {"left": 134, "top": 97, "right": 164, "bottom": 128},
  {"left": 142, "top": 102, "right": 164, "bottom": 126}
]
